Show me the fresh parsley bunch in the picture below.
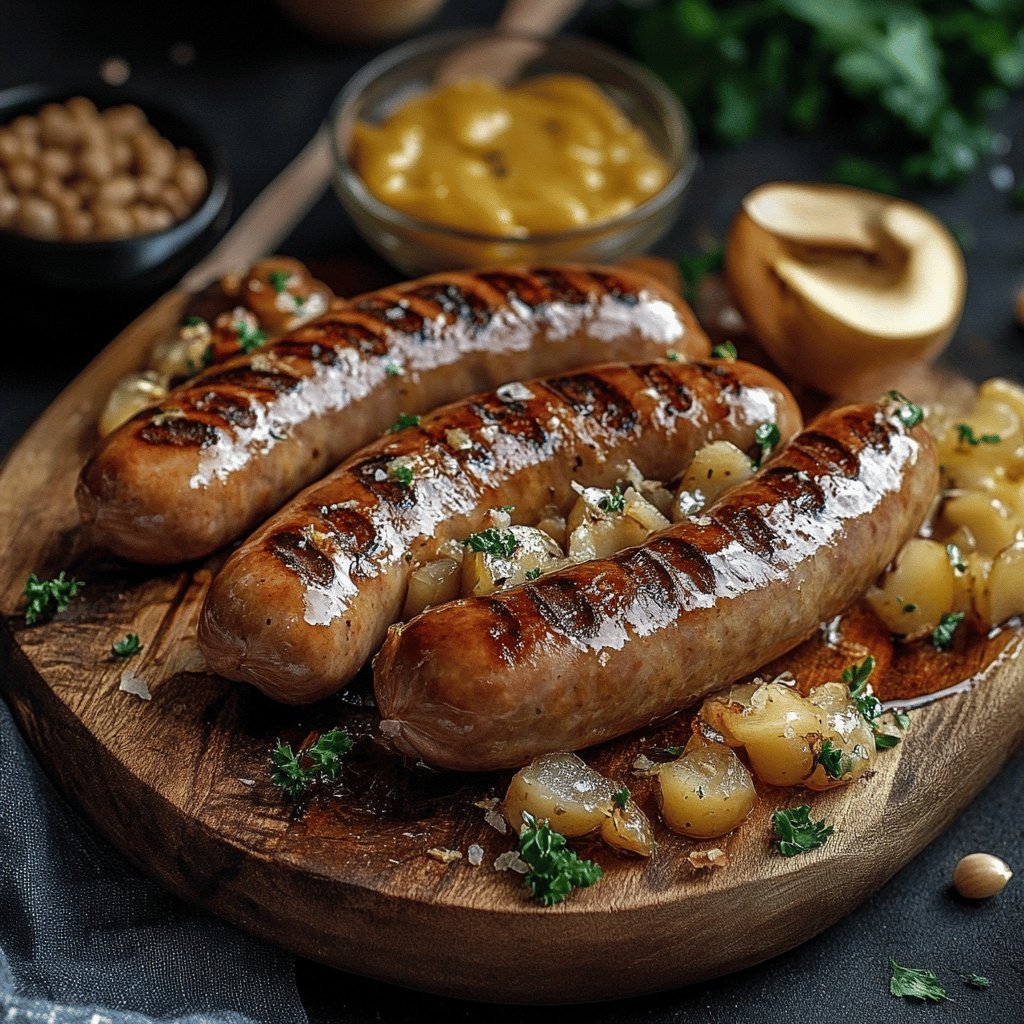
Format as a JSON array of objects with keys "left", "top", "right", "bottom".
[
  {"left": 606, "top": 0, "right": 1024, "bottom": 190},
  {"left": 518, "top": 812, "right": 603, "bottom": 905},
  {"left": 270, "top": 728, "right": 353, "bottom": 799}
]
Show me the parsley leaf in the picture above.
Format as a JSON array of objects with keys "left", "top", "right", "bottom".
[
  {"left": 874, "top": 732, "right": 900, "bottom": 751},
  {"left": 711, "top": 340, "right": 738, "bottom": 360},
  {"left": 389, "top": 461, "right": 414, "bottom": 486},
  {"left": 772, "top": 805, "right": 833, "bottom": 857},
  {"left": 183, "top": 315, "right": 205, "bottom": 327},
  {"left": 932, "top": 611, "right": 965, "bottom": 650},
  {"left": 946, "top": 543, "right": 967, "bottom": 573},
  {"left": 524, "top": 567, "right": 542, "bottom": 581},
  {"left": 815, "top": 739, "right": 848, "bottom": 779},
  {"left": 270, "top": 742, "right": 310, "bottom": 799},
  {"left": 270, "top": 727, "right": 353, "bottom": 798},
  {"left": 597, "top": 484, "right": 626, "bottom": 514},
  {"left": 387, "top": 412, "right": 421, "bottom": 433},
  {"left": 885, "top": 390, "right": 924, "bottom": 428},
  {"left": 111, "top": 633, "right": 142, "bottom": 658},
  {"left": 753, "top": 422, "right": 780, "bottom": 466},
  {"left": 518, "top": 812, "right": 603, "bottom": 906},
  {"left": 305, "top": 728, "right": 353, "bottom": 782},
  {"left": 384, "top": 362, "right": 405, "bottom": 377},
  {"left": 268, "top": 269, "right": 292, "bottom": 294},
  {"left": 612, "top": 787, "right": 630, "bottom": 809},
  {"left": 956, "top": 423, "right": 1001, "bottom": 447},
  {"left": 890, "top": 960, "right": 947, "bottom": 1002},
  {"left": 464, "top": 527, "right": 518, "bottom": 558},
  {"left": 236, "top": 320, "right": 266, "bottom": 354},
  {"left": 665, "top": 350, "right": 682, "bottom": 362},
  {"left": 842, "top": 655, "right": 875, "bottom": 698},
  {"left": 23, "top": 572, "right": 85, "bottom": 626}
]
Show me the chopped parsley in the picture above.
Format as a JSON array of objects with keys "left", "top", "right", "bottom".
[
  {"left": 894, "top": 710, "right": 911, "bottom": 730},
  {"left": 772, "top": 805, "right": 833, "bottom": 857},
  {"left": 946, "top": 543, "right": 967, "bottom": 573},
  {"left": 931, "top": 611, "right": 966, "bottom": 650},
  {"left": 525, "top": 568, "right": 542, "bottom": 581},
  {"left": 183, "top": 315, "right": 205, "bottom": 327},
  {"left": 965, "top": 974, "right": 991, "bottom": 990},
  {"left": 612, "top": 787, "right": 630, "bottom": 809},
  {"left": 889, "top": 960, "right": 947, "bottom": 1002},
  {"left": 464, "top": 527, "right": 518, "bottom": 558},
  {"left": 665, "top": 350, "right": 682, "bottom": 362},
  {"left": 387, "top": 412, "right": 421, "bottom": 434},
  {"left": 518, "top": 811, "right": 603, "bottom": 906},
  {"left": 711, "top": 340, "right": 738, "bottom": 360},
  {"left": 111, "top": 633, "right": 142, "bottom": 658},
  {"left": 268, "top": 269, "right": 292, "bottom": 294},
  {"left": 22, "top": 572, "right": 85, "bottom": 626},
  {"left": 874, "top": 733, "right": 901, "bottom": 751},
  {"left": 753, "top": 422, "right": 780, "bottom": 466},
  {"left": 389, "top": 462, "right": 414, "bottom": 486},
  {"left": 842, "top": 655, "right": 875, "bottom": 698},
  {"left": 652, "top": 745, "right": 686, "bottom": 758},
  {"left": 270, "top": 727, "right": 352, "bottom": 798},
  {"left": 956, "top": 423, "right": 1001, "bottom": 447},
  {"left": 236, "top": 320, "right": 267, "bottom": 354},
  {"left": 384, "top": 362, "right": 405, "bottom": 377},
  {"left": 885, "top": 390, "right": 924, "bottom": 428},
  {"left": 815, "top": 739, "right": 853, "bottom": 779},
  {"left": 597, "top": 483, "right": 626, "bottom": 514}
]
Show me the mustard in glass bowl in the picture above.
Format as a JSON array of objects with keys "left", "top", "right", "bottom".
[{"left": 327, "top": 30, "right": 696, "bottom": 275}]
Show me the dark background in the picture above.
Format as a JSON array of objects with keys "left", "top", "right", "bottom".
[{"left": 1, "top": 1, "right": 1022, "bottom": 1021}]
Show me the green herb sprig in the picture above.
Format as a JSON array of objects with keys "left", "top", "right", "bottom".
[
  {"left": 597, "top": 484, "right": 626, "bottom": 514},
  {"left": 518, "top": 812, "right": 603, "bottom": 906},
  {"left": 387, "top": 413, "right": 421, "bottom": 433},
  {"left": 711, "top": 340, "right": 738, "bottom": 360},
  {"left": 932, "top": 611, "right": 965, "bottom": 650},
  {"left": 22, "top": 572, "right": 85, "bottom": 626},
  {"left": 753, "top": 422, "right": 780, "bottom": 466},
  {"left": 464, "top": 527, "right": 518, "bottom": 558},
  {"left": 772, "top": 805, "right": 833, "bottom": 857},
  {"left": 890, "top": 960, "right": 947, "bottom": 1002},
  {"left": 270, "top": 728, "right": 353, "bottom": 799},
  {"left": 236, "top": 320, "right": 267, "bottom": 354},
  {"left": 956, "top": 423, "right": 1001, "bottom": 447},
  {"left": 112, "top": 633, "right": 142, "bottom": 658}
]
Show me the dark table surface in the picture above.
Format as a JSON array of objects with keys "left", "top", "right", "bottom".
[{"left": 2, "top": 1, "right": 1022, "bottom": 1021}]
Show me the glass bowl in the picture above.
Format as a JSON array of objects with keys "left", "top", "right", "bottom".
[{"left": 327, "top": 29, "right": 696, "bottom": 276}]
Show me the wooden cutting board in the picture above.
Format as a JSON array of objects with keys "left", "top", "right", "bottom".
[{"left": 1, "top": 282, "right": 1023, "bottom": 1005}]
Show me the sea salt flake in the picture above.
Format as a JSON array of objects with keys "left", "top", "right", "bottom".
[
  {"left": 467, "top": 844, "right": 484, "bottom": 866},
  {"left": 118, "top": 669, "right": 151, "bottom": 701},
  {"left": 494, "top": 850, "right": 529, "bottom": 873}
]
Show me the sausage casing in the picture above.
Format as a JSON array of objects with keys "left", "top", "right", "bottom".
[
  {"left": 373, "top": 400, "right": 939, "bottom": 771},
  {"left": 77, "top": 265, "right": 708, "bottom": 563},
  {"left": 198, "top": 359, "right": 800, "bottom": 703}
]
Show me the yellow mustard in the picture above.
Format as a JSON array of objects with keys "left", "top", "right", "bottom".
[{"left": 350, "top": 74, "right": 670, "bottom": 237}]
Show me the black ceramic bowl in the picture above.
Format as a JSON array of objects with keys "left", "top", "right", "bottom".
[{"left": 0, "top": 83, "right": 231, "bottom": 294}]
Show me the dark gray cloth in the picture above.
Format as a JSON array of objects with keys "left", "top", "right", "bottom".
[{"left": 0, "top": 698, "right": 308, "bottom": 1024}]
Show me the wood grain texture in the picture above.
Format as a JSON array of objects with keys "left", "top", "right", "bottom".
[{"left": 1, "top": 279, "right": 1022, "bottom": 1004}]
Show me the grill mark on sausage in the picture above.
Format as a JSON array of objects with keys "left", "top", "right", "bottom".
[
  {"left": 351, "top": 295, "right": 431, "bottom": 341},
  {"left": 530, "top": 267, "right": 591, "bottom": 305},
  {"left": 788, "top": 430, "right": 862, "bottom": 477},
  {"left": 268, "top": 531, "right": 336, "bottom": 587},
  {"left": 475, "top": 270, "right": 553, "bottom": 310},
  {"left": 318, "top": 503, "right": 381, "bottom": 558},
  {"left": 270, "top": 338, "right": 341, "bottom": 366},
  {"left": 200, "top": 365, "right": 301, "bottom": 395},
  {"left": 402, "top": 282, "right": 494, "bottom": 332},
  {"left": 615, "top": 547, "right": 682, "bottom": 607},
  {"left": 543, "top": 372, "right": 638, "bottom": 433},
  {"left": 483, "top": 598, "right": 526, "bottom": 664},
  {"left": 138, "top": 417, "right": 217, "bottom": 448},
  {"left": 526, "top": 576, "right": 602, "bottom": 641},
  {"left": 636, "top": 362, "right": 697, "bottom": 417},
  {"left": 350, "top": 454, "right": 418, "bottom": 510},
  {"left": 716, "top": 505, "right": 781, "bottom": 561},
  {"left": 584, "top": 269, "right": 641, "bottom": 306},
  {"left": 190, "top": 390, "right": 258, "bottom": 429},
  {"left": 756, "top": 465, "right": 827, "bottom": 512},
  {"left": 471, "top": 399, "right": 551, "bottom": 450},
  {"left": 644, "top": 535, "right": 718, "bottom": 594}
]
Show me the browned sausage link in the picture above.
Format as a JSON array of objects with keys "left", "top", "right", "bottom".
[
  {"left": 197, "top": 360, "right": 800, "bottom": 704},
  {"left": 372, "top": 400, "right": 939, "bottom": 771},
  {"left": 76, "top": 265, "right": 709, "bottom": 564}
]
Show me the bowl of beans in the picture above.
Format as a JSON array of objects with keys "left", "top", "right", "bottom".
[{"left": 0, "top": 83, "right": 231, "bottom": 292}]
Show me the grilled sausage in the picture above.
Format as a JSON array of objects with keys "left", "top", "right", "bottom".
[
  {"left": 198, "top": 359, "right": 801, "bottom": 703},
  {"left": 77, "top": 265, "right": 709, "bottom": 564},
  {"left": 373, "top": 399, "right": 939, "bottom": 771}
]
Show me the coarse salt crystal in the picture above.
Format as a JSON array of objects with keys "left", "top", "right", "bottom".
[
  {"left": 118, "top": 669, "right": 151, "bottom": 701},
  {"left": 426, "top": 847, "right": 462, "bottom": 864},
  {"left": 379, "top": 719, "right": 402, "bottom": 738},
  {"left": 493, "top": 850, "right": 529, "bottom": 874},
  {"left": 467, "top": 844, "right": 484, "bottom": 866}
]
